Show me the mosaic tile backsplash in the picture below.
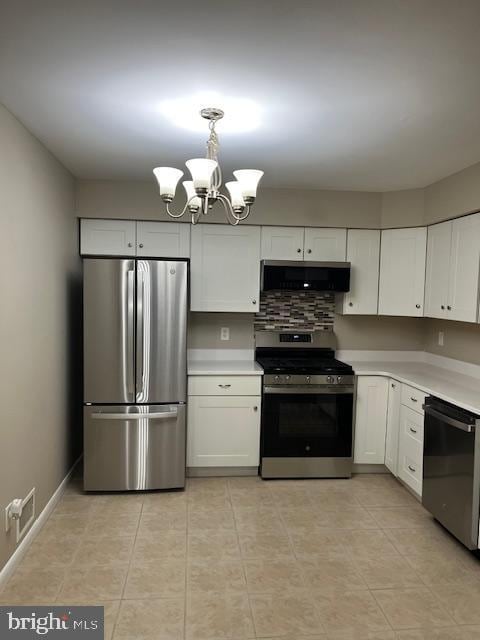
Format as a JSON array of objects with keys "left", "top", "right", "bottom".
[{"left": 254, "top": 291, "right": 335, "bottom": 332}]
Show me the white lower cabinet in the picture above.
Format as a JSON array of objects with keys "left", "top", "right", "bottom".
[
  {"left": 385, "top": 379, "right": 401, "bottom": 475},
  {"left": 354, "top": 376, "right": 389, "bottom": 464},
  {"left": 397, "top": 404, "right": 424, "bottom": 496},
  {"left": 187, "top": 375, "right": 261, "bottom": 469}
]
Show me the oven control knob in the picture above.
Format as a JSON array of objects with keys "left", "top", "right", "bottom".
[
  {"left": 274, "top": 375, "right": 281, "bottom": 383},
  {"left": 326, "top": 375, "right": 334, "bottom": 384},
  {"left": 285, "top": 375, "right": 291, "bottom": 382},
  {"left": 305, "top": 375, "right": 311, "bottom": 383},
  {"left": 337, "top": 376, "right": 343, "bottom": 384}
]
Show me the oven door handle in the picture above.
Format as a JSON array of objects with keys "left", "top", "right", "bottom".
[
  {"left": 264, "top": 385, "right": 354, "bottom": 395},
  {"left": 423, "top": 405, "right": 476, "bottom": 433}
]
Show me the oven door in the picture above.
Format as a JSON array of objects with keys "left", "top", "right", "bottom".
[{"left": 261, "top": 386, "right": 354, "bottom": 458}]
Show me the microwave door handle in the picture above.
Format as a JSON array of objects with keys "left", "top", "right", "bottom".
[
  {"left": 424, "top": 405, "right": 476, "bottom": 433},
  {"left": 91, "top": 410, "right": 178, "bottom": 420}
]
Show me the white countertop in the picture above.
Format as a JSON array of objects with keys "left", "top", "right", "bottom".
[
  {"left": 188, "top": 360, "right": 264, "bottom": 376},
  {"left": 348, "top": 359, "right": 480, "bottom": 414}
]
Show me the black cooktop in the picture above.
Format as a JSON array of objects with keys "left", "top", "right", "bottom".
[{"left": 255, "top": 348, "right": 354, "bottom": 375}]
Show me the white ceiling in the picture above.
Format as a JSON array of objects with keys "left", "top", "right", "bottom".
[{"left": 2, "top": 0, "right": 480, "bottom": 191}]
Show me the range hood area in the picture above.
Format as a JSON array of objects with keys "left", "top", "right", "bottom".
[{"left": 261, "top": 260, "right": 351, "bottom": 292}]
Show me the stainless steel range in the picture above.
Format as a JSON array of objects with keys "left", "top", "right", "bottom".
[{"left": 255, "top": 331, "right": 355, "bottom": 479}]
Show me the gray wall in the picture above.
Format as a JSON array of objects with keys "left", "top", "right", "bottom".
[
  {"left": 76, "top": 180, "right": 383, "bottom": 228},
  {"left": 0, "top": 104, "right": 81, "bottom": 570}
]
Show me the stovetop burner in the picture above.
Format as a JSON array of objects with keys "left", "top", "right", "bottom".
[{"left": 255, "top": 355, "right": 353, "bottom": 375}]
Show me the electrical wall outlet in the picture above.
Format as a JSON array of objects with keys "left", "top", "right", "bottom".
[
  {"left": 220, "top": 327, "right": 230, "bottom": 341},
  {"left": 438, "top": 331, "right": 444, "bottom": 347}
]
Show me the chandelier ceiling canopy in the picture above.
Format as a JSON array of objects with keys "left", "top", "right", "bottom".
[{"left": 153, "top": 107, "right": 263, "bottom": 225}]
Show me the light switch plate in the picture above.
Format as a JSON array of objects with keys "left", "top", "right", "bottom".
[{"left": 220, "top": 327, "right": 230, "bottom": 341}]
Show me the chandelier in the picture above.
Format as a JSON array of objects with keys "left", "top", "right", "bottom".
[{"left": 153, "top": 107, "right": 264, "bottom": 225}]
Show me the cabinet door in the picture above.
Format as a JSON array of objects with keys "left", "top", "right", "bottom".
[
  {"left": 385, "top": 380, "right": 401, "bottom": 475},
  {"left": 447, "top": 213, "right": 480, "bottom": 323},
  {"left": 304, "top": 228, "right": 347, "bottom": 261},
  {"left": 136, "top": 221, "right": 190, "bottom": 258},
  {"left": 190, "top": 224, "right": 261, "bottom": 312},
  {"left": 261, "top": 226, "right": 305, "bottom": 260},
  {"left": 342, "top": 229, "right": 380, "bottom": 314},
  {"left": 187, "top": 396, "right": 261, "bottom": 467},
  {"left": 80, "top": 219, "right": 136, "bottom": 256},
  {"left": 378, "top": 227, "right": 427, "bottom": 317},
  {"left": 354, "top": 376, "right": 389, "bottom": 464},
  {"left": 424, "top": 221, "right": 451, "bottom": 319},
  {"left": 398, "top": 405, "right": 424, "bottom": 496}
]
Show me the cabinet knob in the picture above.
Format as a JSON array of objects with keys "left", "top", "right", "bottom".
[
  {"left": 408, "top": 465, "right": 416, "bottom": 473},
  {"left": 128, "top": 242, "right": 133, "bottom": 247},
  {"left": 253, "top": 406, "right": 258, "bottom": 412},
  {"left": 441, "top": 305, "right": 445, "bottom": 310},
  {"left": 297, "top": 248, "right": 302, "bottom": 253},
  {"left": 139, "top": 243, "right": 144, "bottom": 248},
  {"left": 348, "top": 302, "right": 353, "bottom": 307},
  {"left": 416, "top": 304, "right": 421, "bottom": 309},
  {"left": 252, "top": 300, "right": 257, "bottom": 305},
  {"left": 307, "top": 249, "right": 312, "bottom": 254},
  {"left": 391, "top": 383, "right": 396, "bottom": 389},
  {"left": 447, "top": 305, "right": 452, "bottom": 310}
]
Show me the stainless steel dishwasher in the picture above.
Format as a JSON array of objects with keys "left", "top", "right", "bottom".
[{"left": 423, "top": 396, "right": 480, "bottom": 550}]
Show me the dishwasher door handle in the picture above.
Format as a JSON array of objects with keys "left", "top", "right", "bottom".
[{"left": 423, "top": 405, "right": 476, "bottom": 433}]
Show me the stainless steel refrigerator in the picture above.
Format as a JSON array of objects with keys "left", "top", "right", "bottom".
[{"left": 83, "top": 258, "right": 188, "bottom": 491}]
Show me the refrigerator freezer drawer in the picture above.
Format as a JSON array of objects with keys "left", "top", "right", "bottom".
[{"left": 84, "top": 404, "right": 186, "bottom": 491}]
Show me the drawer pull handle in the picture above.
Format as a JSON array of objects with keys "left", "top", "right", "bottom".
[
  {"left": 410, "top": 397, "right": 418, "bottom": 403},
  {"left": 408, "top": 465, "right": 416, "bottom": 473},
  {"left": 218, "top": 384, "right": 232, "bottom": 389},
  {"left": 410, "top": 428, "right": 417, "bottom": 434},
  {"left": 416, "top": 304, "right": 421, "bottom": 309},
  {"left": 253, "top": 406, "right": 258, "bottom": 411}
]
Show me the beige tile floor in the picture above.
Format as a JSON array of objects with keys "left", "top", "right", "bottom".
[{"left": 1, "top": 472, "right": 480, "bottom": 639}]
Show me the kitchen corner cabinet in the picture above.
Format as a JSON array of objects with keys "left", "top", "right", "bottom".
[
  {"left": 378, "top": 227, "right": 427, "bottom": 317},
  {"left": 338, "top": 229, "right": 380, "bottom": 315},
  {"left": 187, "top": 375, "right": 261, "bottom": 468},
  {"left": 354, "top": 376, "right": 389, "bottom": 464},
  {"left": 261, "top": 226, "right": 305, "bottom": 261},
  {"left": 425, "top": 214, "right": 480, "bottom": 323},
  {"left": 190, "top": 224, "right": 261, "bottom": 312},
  {"left": 80, "top": 219, "right": 136, "bottom": 256},
  {"left": 80, "top": 218, "right": 190, "bottom": 258},
  {"left": 384, "top": 379, "right": 401, "bottom": 475}
]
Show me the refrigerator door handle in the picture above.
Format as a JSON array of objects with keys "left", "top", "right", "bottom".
[
  {"left": 136, "top": 270, "right": 145, "bottom": 400},
  {"left": 126, "top": 269, "right": 135, "bottom": 397},
  {"left": 91, "top": 410, "right": 178, "bottom": 420}
]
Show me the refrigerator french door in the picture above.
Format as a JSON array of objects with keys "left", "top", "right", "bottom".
[{"left": 83, "top": 258, "right": 187, "bottom": 491}]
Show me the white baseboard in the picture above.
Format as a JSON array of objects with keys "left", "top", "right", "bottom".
[{"left": 0, "top": 456, "right": 82, "bottom": 588}]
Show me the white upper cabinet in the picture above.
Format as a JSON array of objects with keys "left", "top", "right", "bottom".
[
  {"left": 424, "top": 221, "right": 452, "bottom": 319},
  {"left": 354, "top": 376, "right": 389, "bottom": 464},
  {"left": 261, "top": 226, "right": 305, "bottom": 260},
  {"left": 340, "top": 229, "right": 380, "bottom": 315},
  {"left": 136, "top": 221, "right": 190, "bottom": 258},
  {"left": 378, "top": 227, "right": 427, "bottom": 317},
  {"left": 448, "top": 214, "right": 480, "bottom": 323},
  {"left": 304, "top": 227, "right": 347, "bottom": 261},
  {"left": 424, "top": 214, "right": 480, "bottom": 323},
  {"left": 80, "top": 219, "right": 136, "bottom": 256},
  {"left": 190, "top": 224, "right": 261, "bottom": 312}
]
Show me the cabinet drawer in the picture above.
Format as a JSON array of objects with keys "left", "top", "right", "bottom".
[
  {"left": 398, "top": 446, "right": 423, "bottom": 496},
  {"left": 401, "top": 384, "right": 427, "bottom": 414},
  {"left": 400, "top": 406, "right": 424, "bottom": 447},
  {"left": 188, "top": 375, "right": 262, "bottom": 396}
]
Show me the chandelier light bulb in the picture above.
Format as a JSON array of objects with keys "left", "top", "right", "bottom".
[
  {"left": 225, "top": 181, "right": 246, "bottom": 209},
  {"left": 183, "top": 181, "right": 202, "bottom": 210},
  {"left": 153, "top": 167, "right": 184, "bottom": 200},
  {"left": 233, "top": 170, "right": 264, "bottom": 200},
  {"left": 185, "top": 158, "right": 218, "bottom": 192}
]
